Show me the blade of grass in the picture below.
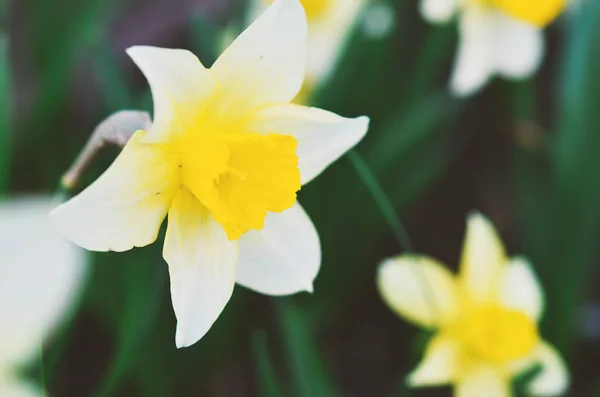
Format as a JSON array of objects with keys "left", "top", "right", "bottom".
[
  {"left": 276, "top": 301, "right": 339, "bottom": 397},
  {"left": 252, "top": 331, "right": 285, "bottom": 397}
]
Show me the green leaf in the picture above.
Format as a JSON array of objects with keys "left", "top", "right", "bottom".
[
  {"left": 276, "top": 301, "right": 339, "bottom": 397},
  {"left": 252, "top": 331, "right": 285, "bottom": 397}
]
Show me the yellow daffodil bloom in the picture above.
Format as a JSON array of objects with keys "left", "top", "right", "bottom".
[
  {"left": 51, "top": 0, "right": 369, "bottom": 348},
  {"left": 377, "top": 213, "right": 569, "bottom": 397},
  {"left": 249, "top": 0, "right": 367, "bottom": 102},
  {"left": 1, "top": 197, "right": 87, "bottom": 397},
  {"left": 421, "top": 0, "right": 566, "bottom": 96}
]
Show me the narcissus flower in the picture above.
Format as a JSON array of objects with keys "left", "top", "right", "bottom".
[
  {"left": 248, "top": 0, "right": 367, "bottom": 103},
  {"left": 52, "top": 0, "right": 369, "bottom": 348},
  {"left": 421, "top": 0, "right": 566, "bottom": 96},
  {"left": 1, "top": 197, "right": 87, "bottom": 397},
  {"left": 377, "top": 213, "right": 569, "bottom": 397}
]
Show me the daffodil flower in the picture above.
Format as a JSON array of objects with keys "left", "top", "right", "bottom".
[
  {"left": 377, "top": 213, "right": 569, "bottom": 397},
  {"left": 248, "top": 0, "right": 367, "bottom": 103},
  {"left": 1, "top": 197, "right": 87, "bottom": 397},
  {"left": 51, "top": 0, "right": 369, "bottom": 348},
  {"left": 421, "top": 0, "right": 566, "bottom": 96}
]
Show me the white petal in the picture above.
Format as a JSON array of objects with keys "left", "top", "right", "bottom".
[
  {"left": 52, "top": 130, "right": 179, "bottom": 252},
  {"left": 126, "top": 46, "right": 218, "bottom": 142},
  {"left": 450, "top": 7, "right": 544, "bottom": 96},
  {"left": 211, "top": 0, "right": 307, "bottom": 119},
  {"left": 163, "top": 189, "right": 238, "bottom": 348},
  {"left": 305, "top": 0, "right": 366, "bottom": 83},
  {"left": 499, "top": 257, "right": 544, "bottom": 321},
  {"left": 377, "top": 255, "right": 459, "bottom": 328},
  {"left": 456, "top": 365, "right": 510, "bottom": 397},
  {"left": 0, "top": 197, "right": 87, "bottom": 366},
  {"left": 450, "top": 6, "right": 495, "bottom": 96},
  {"left": 527, "top": 341, "right": 570, "bottom": 396},
  {"left": 459, "top": 212, "right": 507, "bottom": 304},
  {"left": 408, "top": 334, "right": 462, "bottom": 386},
  {"left": 420, "top": 0, "right": 459, "bottom": 23},
  {"left": 236, "top": 202, "right": 320, "bottom": 296},
  {"left": 493, "top": 13, "right": 544, "bottom": 78},
  {"left": 247, "top": 104, "right": 369, "bottom": 184}
]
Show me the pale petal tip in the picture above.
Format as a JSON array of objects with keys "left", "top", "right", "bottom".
[
  {"left": 377, "top": 256, "right": 400, "bottom": 276},
  {"left": 465, "top": 210, "right": 488, "bottom": 226},
  {"left": 125, "top": 45, "right": 171, "bottom": 64},
  {"left": 405, "top": 370, "right": 422, "bottom": 387},
  {"left": 305, "top": 283, "right": 314, "bottom": 294},
  {"left": 376, "top": 256, "right": 400, "bottom": 293},
  {"left": 405, "top": 370, "right": 432, "bottom": 387},
  {"left": 268, "top": 0, "right": 308, "bottom": 25},
  {"left": 449, "top": 73, "right": 486, "bottom": 98},
  {"left": 419, "top": 0, "right": 456, "bottom": 23},
  {"left": 356, "top": 115, "right": 371, "bottom": 138},
  {"left": 125, "top": 45, "right": 147, "bottom": 58},
  {"left": 175, "top": 326, "right": 198, "bottom": 349},
  {"left": 450, "top": 82, "right": 476, "bottom": 98}
]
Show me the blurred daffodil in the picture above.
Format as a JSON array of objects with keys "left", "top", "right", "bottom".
[
  {"left": 52, "top": 0, "right": 369, "bottom": 348},
  {"left": 377, "top": 213, "right": 569, "bottom": 396},
  {"left": 421, "top": 0, "right": 566, "bottom": 96},
  {"left": 1, "top": 197, "right": 87, "bottom": 397},
  {"left": 248, "top": 0, "right": 367, "bottom": 103}
]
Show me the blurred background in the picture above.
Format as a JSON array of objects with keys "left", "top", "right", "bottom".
[{"left": 4, "top": 0, "right": 600, "bottom": 395}]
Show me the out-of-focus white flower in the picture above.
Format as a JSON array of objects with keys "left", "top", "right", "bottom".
[
  {"left": 377, "top": 212, "right": 570, "bottom": 397},
  {"left": 0, "top": 197, "right": 88, "bottom": 397},
  {"left": 420, "top": 0, "right": 566, "bottom": 96},
  {"left": 248, "top": 0, "right": 368, "bottom": 102}
]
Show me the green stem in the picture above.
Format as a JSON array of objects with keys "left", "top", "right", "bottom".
[
  {"left": 346, "top": 149, "right": 441, "bottom": 320},
  {"left": 346, "top": 149, "right": 414, "bottom": 252}
]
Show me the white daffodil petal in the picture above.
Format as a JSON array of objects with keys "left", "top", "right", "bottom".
[
  {"left": 211, "top": 0, "right": 307, "bottom": 119},
  {"left": 527, "top": 341, "right": 570, "bottom": 396},
  {"left": 247, "top": 104, "right": 369, "bottom": 185},
  {"left": 493, "top": 13, "right": 544, "bottom": 78},
  {"left": 163, "top": 189, "right": 238, "bottom": 348},
  {"left": 450, "top": 7, "right": 544, "bottom": 96},
  {"left": 377, "top": 255, "right": 459, "bottom": 328},
  {"left": 420, "top": 0, "right": 459, "bottom": 23},
  {"left": 459, "top": 212, "right": 507, "bottom": 304},
  {"left": 499, "top": 257, "right": 544, "bottom": 321},
  {"left": 52, "top": 131, "right": 179, "bottom": 252},
  {"left": 236, "top": 202, "right": 320, "bottom": 296},
  {"left": 456, "top": 365, "right": 510, "bottom": 397},
  {"left": 306, "top": 0, "right": 366, "bottom": 82},
  {"left": 408, "top": 334, "right": 461, "bottom": 386},
  {"left": 450, "top": 6, "right": 495, "bottom": 96},
  {"left": 0, "top": 197, "right": 87, "bottom": 366},
  {"left": 126, "top": 46, "right": 218, "bottom": 142}
]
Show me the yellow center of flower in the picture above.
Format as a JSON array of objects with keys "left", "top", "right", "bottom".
[
  {"left": 267, "top": 0, "right": 332, "bottom": 19},
  {"left": 471, "top": 0, "right": 565, "bottom": 27},
  {"left": 494, "top": 0, "right": 565, "bottom": 27},
  {"left": 461, "top": 306, "right": 539, "bottom": 362},
  {"left": 169, "top": 128, "right": 300, "bottom": 240}
]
